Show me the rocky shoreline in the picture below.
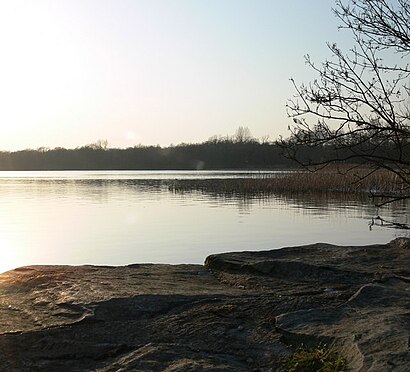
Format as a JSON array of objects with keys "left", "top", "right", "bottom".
[{"left": 0, "top": 238, "right": 408, "bottom": 371}]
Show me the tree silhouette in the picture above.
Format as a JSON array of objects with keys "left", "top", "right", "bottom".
[
  {"left": 282, "top": 0, "right": 410, "bottom": 206},
  {"left": 233, "top": 126, "right": 254, "bottom": 143}
]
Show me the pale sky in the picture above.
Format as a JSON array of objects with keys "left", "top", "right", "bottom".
[{"left": 0, "top": 0, "right": 346, "bottom": 150}]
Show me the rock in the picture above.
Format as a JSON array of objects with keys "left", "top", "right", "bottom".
[
  {"left": 0, "top": 238, "right": 408, "bottom": 371},
  {"left": 275, "top": 283, "right": 410, "bottom": 371}
]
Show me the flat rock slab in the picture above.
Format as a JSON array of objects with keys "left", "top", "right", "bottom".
[
  {"left": 205, "top": 238, "right": 410, "bottom": 284},
  {"left": 276, "top": 283, "right": 410, "bottom": 371},
  {"left": 0, "top": 238, "right": 408, "bottom": 371}
]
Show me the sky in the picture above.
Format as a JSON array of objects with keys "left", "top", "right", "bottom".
[{"left": 0, "top": 0, "right": 348, "bottom": 151}]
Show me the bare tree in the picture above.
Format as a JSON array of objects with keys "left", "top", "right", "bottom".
[
  {"left": 281, "top": 0, "right": 410, "bottom": 206},
  {"left": 234, "top": 126, "right": 254, "bottom": 143},
  {"left": 84, "top": 139, "right": 109, "bottom": 150}
]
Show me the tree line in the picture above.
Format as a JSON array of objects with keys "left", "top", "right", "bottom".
[
  {"left": 0, "top": 131, "right": 294, "bottom": 170},
  {"left": 0, "top": 123, "right": 403, "bottom": 171}
]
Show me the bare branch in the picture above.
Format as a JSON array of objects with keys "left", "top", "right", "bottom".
[{"left": 281, "top": 0, "right": 410, "bottom": 209}]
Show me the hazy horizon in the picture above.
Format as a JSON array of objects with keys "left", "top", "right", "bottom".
[
  {"left": 1, "top": 0, "right": 347, "bottom": 152},
  {"left": 0, "top": 127, "right": 274, "bottom": 152}
]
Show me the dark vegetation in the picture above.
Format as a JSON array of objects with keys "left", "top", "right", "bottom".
[
  {"left": 0, "top": 140, "right": 289, "bottom": 171},
  {"left": 0, "top": 129, "right": 292, "bottom": 171},
  {"left": 0, "top": 127, "right": 404, "bottom": 174}
]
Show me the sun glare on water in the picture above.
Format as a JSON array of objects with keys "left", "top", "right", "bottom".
[{"left": 0, "top": 238, "right": 20, "bottom": 274}]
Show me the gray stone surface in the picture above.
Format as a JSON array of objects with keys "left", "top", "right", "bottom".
[{"left": 0, "top": 238, "right": 408, "bottom": 371}]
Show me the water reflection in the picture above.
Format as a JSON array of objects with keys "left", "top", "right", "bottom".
[
  {"left": 169, "top": 185, "right": 410, "bottom": 234},
  {"left": 0, "top": 171, "right": 408, "bottom": 273},
  {"left": 0, "top": 170, "right": 280, "bottom": 180}
]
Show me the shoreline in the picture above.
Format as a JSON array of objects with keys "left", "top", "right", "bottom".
[{"left": 0, "top": 239, "right": 408, "bottom": 371}]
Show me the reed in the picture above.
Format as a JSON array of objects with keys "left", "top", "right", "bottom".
[{"left": 168, "top": 169, "right": 404, "bottom": 197}]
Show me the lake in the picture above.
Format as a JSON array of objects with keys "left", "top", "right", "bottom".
[{"left": 0, "top": 170, "right": 408, "bottom": 273}]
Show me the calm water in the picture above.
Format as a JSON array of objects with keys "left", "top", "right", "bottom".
[{"left": 0, "top": 170, "right": 408, "bottom": 273}]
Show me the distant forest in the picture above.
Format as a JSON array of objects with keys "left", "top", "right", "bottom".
[
  {"left": 0, "top": 139, "right": 294, "bottom": 171},
  {"left": 0, "top": 124, "right": 394, "bottom": 171}
]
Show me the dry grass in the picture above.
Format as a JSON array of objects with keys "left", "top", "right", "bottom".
[
  {"left": 168, "top": 168, "right": 404, "bottom": 196},
  {"left": 281, "top": 344, "right": 346, "bottom": 372}
]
